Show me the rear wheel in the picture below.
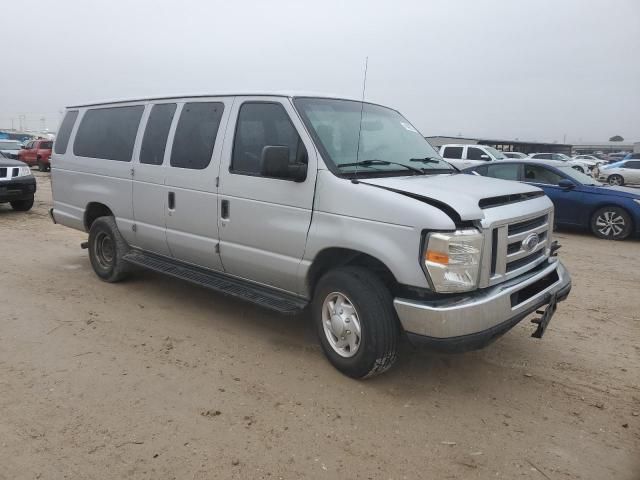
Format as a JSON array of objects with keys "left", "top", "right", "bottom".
[
  {"left": 88, "top": 216, "right": 131, "bottom": 282},
  {"left": 608, "top": 174, "right": 624, "bottom": 186},
  {"left": 10, "top": 197, "right": 34, "bottom": 211},
  {"left": 312, "top": 267, "right": 398, "bottom": 378},
  {"left": 591, "top": 206, "right": 632, "bottom": 240}
]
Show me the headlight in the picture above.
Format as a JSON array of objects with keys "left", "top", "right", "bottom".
[
  {"left": 423, "top": 229, "right": 484, "bottom": 293},
  {"left": 17, "top": 166, "right": 31, "bottom": 177}
]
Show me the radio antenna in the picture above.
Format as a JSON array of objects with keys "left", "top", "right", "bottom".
[{"left": 353, "top": 56, "right": 368, "bottom": 182}]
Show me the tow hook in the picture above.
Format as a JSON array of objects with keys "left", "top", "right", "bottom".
[
  {"left": 550, "top": 240, "right": 561, "bottom": 257},
  {"left": 81, "top": 241, "right": 89, "bottom": 250}
]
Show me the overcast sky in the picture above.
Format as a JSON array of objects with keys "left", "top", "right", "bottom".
[{"left": 1, "top": 0, "right": 638, "bottom": 143}]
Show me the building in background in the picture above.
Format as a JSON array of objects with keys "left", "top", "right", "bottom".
[
  {"left": 425, "top": 136, "right": 572, "bottom": 155},
  {"left": 571, "top": 141, "right": 635, "bottom": 156}
]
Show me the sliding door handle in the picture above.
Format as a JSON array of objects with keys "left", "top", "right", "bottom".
[
  {"left": 221, "top": 199, "right": 230, "bottom": 219},
  {"left": 168, "top": 191, "right": 175, "bottom": 210}
]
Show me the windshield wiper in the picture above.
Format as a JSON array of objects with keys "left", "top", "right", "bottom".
[
  {"left": 338, "top": 159, "right": 424, "bottom": 174},
  {"left": 409, "top": 156, "right": 441, "bottom": 164}
]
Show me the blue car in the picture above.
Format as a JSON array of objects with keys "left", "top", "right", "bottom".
[{"left": 463, "top": 160, "right": 640, "bottom": 240}]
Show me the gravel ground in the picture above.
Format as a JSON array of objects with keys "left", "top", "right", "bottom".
[{"left": 0, "top": 172, "right": 638, "bottom": 480}]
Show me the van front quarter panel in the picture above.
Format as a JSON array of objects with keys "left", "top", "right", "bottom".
[{"left": 300, "top": 170, "right": 457, "bottom": 295}]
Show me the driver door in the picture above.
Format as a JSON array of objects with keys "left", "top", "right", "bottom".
[{"left": 523, "top": 164, "right": 583, "bottom": 225}]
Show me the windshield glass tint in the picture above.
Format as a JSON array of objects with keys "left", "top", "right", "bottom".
[
  {"left": 484, "top": 146, "right": 506, "bottom": 159},
  {"left": 294, "top": 98, "right": 452, "bottom": 173},
  {"left": 0, "top": 141, "right": 20, "bottom": 149},
  {"left": 557, "top": 166, "right": 601, "bottom": 185}
]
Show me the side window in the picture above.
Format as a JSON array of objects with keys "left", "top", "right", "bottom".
[
  {"left": 626, "top": 161, "right": 640, "bottom": 169},
  {"left": 533, "top": 154, "right": 550, "bottom": 160},
  {"left": 473, "top": 165, "right": 488, "bottom": 176},
  {"left": 442, "top": 146, "right": 463, "bottom": 159},
  {"left": 40, "top": 141, "right": 53, "bottom": 149},
  {"left": 74, "top": 106, "right": 144, "bottom": 161},
  {"left": 467, "top": 147, "right": 488, "bottom": 161},
  {"left": 231, "top": 102, "right": 306, "bottom": 177},
  {"left": 54, "top": 110, "right": 79, "bottom": 154},
  {"left": 487, "top": 164, "right": 520, "bottom": 180},
  {"left": 523, "top": 165, "right": 563, "bottom": 185},
  {"left": 140, "top": 103, "right": 176, "bottom": 165},
  {"left": 170, "top": 102, "right": 224, "bottom": 170}
]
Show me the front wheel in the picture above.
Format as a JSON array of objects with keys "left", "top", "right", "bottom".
[
  {"left": 88, "top": 216, "right": 131, "bottom": 282},
  {"left": 10, "top": 197, "right": 34, "bottom": 211},
  {"left": 591, "top": 206, "right": 632, "bottom": 240},
  {"left": 312, "top": 267, "right": 398, "bottom": 378},
  {"left": 608, "top": 174, "right": 624, "bottom": 186}
]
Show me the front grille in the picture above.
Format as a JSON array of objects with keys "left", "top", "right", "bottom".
[
  {"left": 0, "top": 167, "right": 19, "bottom": 179},
  {"left": 484, "top": 212, "right": 551, "bottom": 285}
]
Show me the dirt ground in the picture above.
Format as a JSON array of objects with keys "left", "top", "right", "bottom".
[{"left": 0, "top": 172, "right": 638, "bottom": 480}]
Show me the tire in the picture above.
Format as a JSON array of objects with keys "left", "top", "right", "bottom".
[
  {"left": 312, "top": 266, "right": 398, "bottom": 378},
  {"left": 608, "top": 174, "right": 624, "bottom": 186},
  {"left": 10, "top": 197, "right": 34, "bottom": 211},
  {"left": 37, "top": 160, "right": 45, "bottom": 172},
  {"left": 88, "top": 216, "right": 131, "bottom": 282},
  {"left": 590, "top": 206, "right": 632, "bottom": 240}
]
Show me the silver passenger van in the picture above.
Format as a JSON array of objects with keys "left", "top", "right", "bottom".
[{"left": 50, "top": 93, "right": 571, "bottom": 378}]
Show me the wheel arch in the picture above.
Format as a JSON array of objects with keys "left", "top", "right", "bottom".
[
  {"left": 84, "top": 202, "right": 114, "bottom": 232},
  {"left": 306, "top": 247, "right": 399, "bottom": 297}
]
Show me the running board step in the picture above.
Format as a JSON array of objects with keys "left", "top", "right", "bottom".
[{"left": 123, "top": 251, "right": 308, "bottom": 315}]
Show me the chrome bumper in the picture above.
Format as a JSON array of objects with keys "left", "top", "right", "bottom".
[{"left": 394, "top": 259, "right": 570, "bottom": 341}]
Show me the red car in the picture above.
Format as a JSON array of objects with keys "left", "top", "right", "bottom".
[{"left": 18, "top": 139, "right": 53, "bottom": 171}]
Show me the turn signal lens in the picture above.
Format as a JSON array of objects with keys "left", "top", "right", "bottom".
[{"left": 425, "top": 250, "right": 449, "bottom": 264}]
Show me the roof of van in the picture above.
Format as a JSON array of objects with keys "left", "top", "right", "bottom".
[{"left": 66, "top": 91, "right": 377, "bottom": 108}]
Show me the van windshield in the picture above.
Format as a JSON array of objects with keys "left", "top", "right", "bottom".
[{"left": 294, "top": 97, "right": 453, "bottom": 176}]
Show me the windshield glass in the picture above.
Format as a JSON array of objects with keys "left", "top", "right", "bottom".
[
  {"left": 294, "top": 98, "right": 453, "bottom": 175},
  {"left": 484, "top": 146, "right": 506, "bottom": 159},
  {"left": 557, "top": 166, "right": 601, "bottom": 185},
  {"left": 0, "top": 141, "right": 20, "bottom": 150}
]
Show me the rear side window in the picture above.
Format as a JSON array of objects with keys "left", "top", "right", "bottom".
[
  {"left": 140, "top": 103, "right": 176, "bottom": 165},
  {"left": 74, "top": 106, "right": 144, "bottom": 161},
  {"left": 40, "top": 141, "right": 53, "bottom": 149},
  {"left": 442, "top": 146, "right": 463, "bottom": 159},
  {"left": 487, "top": 163, "right": 520, "bottom": 180},
  {"left": 170, "top": 102, "right": 224, "bottom": 170},
  {"left": 467, "top": 147, "right": 487, "bottom": 160},
  {"left": 54, "top": 110, "right": 79, "bottom": 154},
  {"left": 231, "top": 102, "right": 305, "bottom": 176}
]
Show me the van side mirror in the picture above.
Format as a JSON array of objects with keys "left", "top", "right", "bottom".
[
  {"left": 558, "top": 179, "right": 576, "bottom": 190},
  {"left": 261, "top": 145, "right": 307, "bottom": 182}
]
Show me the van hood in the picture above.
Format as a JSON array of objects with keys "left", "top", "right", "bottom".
[{"left": 359, "top": 173, "right": 543, "bottom": 221}]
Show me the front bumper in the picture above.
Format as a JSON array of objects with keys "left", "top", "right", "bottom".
[
  {"left": 394, "top": 259, "right": 571, "bottom": 352},
  {"left": 0, "top": 176, "right": 36, "bottom": 202}
]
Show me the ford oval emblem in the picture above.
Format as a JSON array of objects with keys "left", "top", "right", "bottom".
[{"left": 522, "top": 233, "right": 540, "bottom": 253}]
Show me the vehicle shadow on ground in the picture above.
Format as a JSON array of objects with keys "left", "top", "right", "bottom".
[
  {"left": 122, "top": 267, "right": 519, "bottom": 390},
  {"left": 554, "top": 225, "right": 640, "bottom": 242}
]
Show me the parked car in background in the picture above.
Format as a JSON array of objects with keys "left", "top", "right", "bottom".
[
  {"left": 572, "top": 154, "right": 605, "bottom": 167},
  {"left": 596, "top": 159, "right": 640, "bottom": 186},
  {"left": 502, "top": 151, "right": 528, "bottom": 159},
  {"left": 0, "top": 151, "right": 36, "bottom": 211},
  {"left": 18, "top": 139, "right": 53, "bottom": 171},
  {"left": 464, "top": 160, "right": 640, "bottom": 240},
  {"left": 49, "top": 93, "right": 571, "bottom": 378},
  {"left": 606, "top": 152, "right": 628, "bottom": 163},
  {"left": 622, "top": 152, "right": 640, "bottom": 161},
  {"left": 438, "top": 144, "right": 505, "bottom": 169},
  {"left": 0, "top": 139, "right": 23, "bottom": 159},
  {"left": 528, "top": 153, "right": 592, "bottom": 174}
]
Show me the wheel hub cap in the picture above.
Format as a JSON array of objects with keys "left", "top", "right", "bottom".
[
  {"left": 322, "top": 292, "right": 361, "bottom": 358},
  {"left": 595, "top": 211, "right": 625, "bottom": 237}
]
